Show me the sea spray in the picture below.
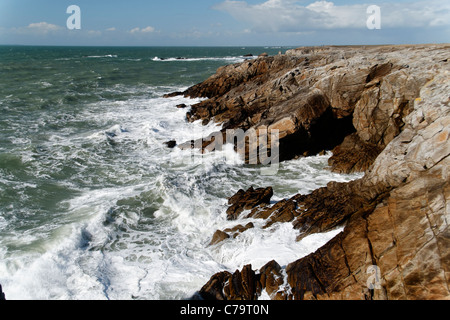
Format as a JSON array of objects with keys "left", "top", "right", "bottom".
[{"left": 0, "top": 46, "right": 362, "bottom": 300}]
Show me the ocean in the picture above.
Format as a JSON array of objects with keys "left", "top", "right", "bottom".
[{"left": 0, "top": 46, "right": 362, "bottom": 300}]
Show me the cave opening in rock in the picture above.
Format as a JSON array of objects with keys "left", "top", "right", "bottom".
[{"left": 279, "top": 108, "right": 356, "bottom": 162}]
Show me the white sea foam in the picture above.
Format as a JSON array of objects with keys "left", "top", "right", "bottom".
[
  {"left": 86, "top": 55, "right": 118, "bottom": 59},
  {"left": 0, "top": 86, "right": 363, "bottom": 300},
  {"left": 212, "top": 222, "right": 344, "bottom": 272},
  {"left": 152, "top": 56, "right": 248, "bottom": 63}
]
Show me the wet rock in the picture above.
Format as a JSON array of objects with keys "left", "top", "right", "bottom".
[
  {"left": 198, "top": 271, "right": 232, "bottom": 300},
  {"left": 209, "top": 230, "right": 230, "bottom": 246},
  {"left": 165, "top": 140, "right": 177, "bottom": 148},
  {"left": 195, "top": 45, "right": 450, "bottom": 300},
  {"left": 258, "top": 260, "right": 285, "bottom": 300},
  {"left": 245, "top": 198, "right": 299, "bottom": 229},
  {"left": 226, "top": 187, "right": 273, "bottom": 220},
  {"left": 224, "top": 265, "right": 258, "bottom": 300},
  {"left": 163, "top": 91, "right": 183, "bottom": 98},
  {"left": 167, "top": 45, "right": 448, "bottom": 172},
  {"left": 210, "top": 222, "right": 255, "bottom": 246},
  {"left": 224, "top": 222, "right": 255, "bottom": 237},
  {"left": 200, "top": 265, "right": 258, "bottom": 301},
  {"left": 199, "top": 261, "right": 286, "bottom": 301}
]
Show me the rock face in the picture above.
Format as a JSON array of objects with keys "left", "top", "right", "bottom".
[
  {"left": 167, "top": 44, "right": 449, "bottom": 300},
  {"left": 226, "top": 187, "right": 273, "bottom": 220},
  {"left": 171, "top": 45, "right": 448, "bottom": 173}
]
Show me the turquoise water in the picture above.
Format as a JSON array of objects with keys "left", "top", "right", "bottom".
[{"left": 0, "top": 46, "right": 361, "bottom": 300}]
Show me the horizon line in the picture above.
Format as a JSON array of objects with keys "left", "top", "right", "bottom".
[
  {"left": 0, "top": 44, "right": 299, "bottom": 48},
  {"left": 0, "top": 42, "right": 448, "bottom": 49}
]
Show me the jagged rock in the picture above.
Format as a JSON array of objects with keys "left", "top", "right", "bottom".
[
  {"left": 224, "top": 222, "right": 255, "bottom": 237},
  {"left": 200, "top": 265, "right": 258, "bottom": 301},
  {"left": 198, "top": 271, "right": 232, "bottom": 300},
  {"left": 167, "top": 44, "right": 449, "bottom": 173},
  {"left": 210, "top": 230, "right": 230, "bottom": 246},
  {"left": 210, "top": 222, "right": 255, "bottom": 246},
  {"left": 328, "top": 133, "right": 383, "bottom": 174},
  {"left": 226, "top": 187, "right": 273, "bottom": 220},
  {"left": 258, "top": 260, "right": 285, "bottom": 300},
  {"left": 249, "top": 198, "right": 298, "bottom": 229},
  {"left": 163, "top": 91, "right": 183, "bottom": 98},
  {"left": 291, "top": 180, "right": 384, "bottom": 241},
  {"left": 195, "top": 45, "right": 450, "bottom": 300},
  {"left": 165, "top": 140, "right": 177, "bottom": 148},
  {"left": 224, "top": 265, "right": 258, "bottom": 300}
]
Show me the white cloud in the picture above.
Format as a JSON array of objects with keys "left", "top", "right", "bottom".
[
  {"left": 87, "top": 30, "right": 102, "bottom": 36},
  {"left": 106, "top": 27, "right": 116, "bottom": 32},
  {"left": 214, "top": 0, "right": 450, "bottom": 32},
  {"left": 10, "top": 22, "right": 104, "bottom": 38},
  {"left": 129, "top": 26, "right": 157, "bottom": 34},
  {"left": 25, "top": 22, "right": 63, "bottom": 34},
  {"left": 141, "top": 26, "right": 156, "bottom": 33}
]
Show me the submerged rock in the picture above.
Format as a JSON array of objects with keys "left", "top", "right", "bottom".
[{"left": 165, "top": 140, "right": 177, "bottom": 149}]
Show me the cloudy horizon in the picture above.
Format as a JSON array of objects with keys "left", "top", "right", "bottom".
[{"left": 0, "top": 0, "right": 448, "bottom": 46}]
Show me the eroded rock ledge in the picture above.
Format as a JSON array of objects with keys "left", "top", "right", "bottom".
[
  {"left": 167, "top": 44, "right": 449, "bottom": 300},
  {"left": 168, "top": 45, "right": 448, "bottom": 174}
]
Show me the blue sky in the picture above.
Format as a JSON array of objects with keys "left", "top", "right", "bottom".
[{"left": 0, "top": 0, "right": 448, "bottom": 46}]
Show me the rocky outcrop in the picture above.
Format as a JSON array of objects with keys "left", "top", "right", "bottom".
[
  {"left": 169, "top": 45, "right": 448, "bottom": 174},
  {"left": 198, "top": 65, "right": 449, "bottom": 300},
  {"left": 166, "top": 44, "right": 449, "bottom": 300},
  {"left": 226, "top": 187, "right": 273, "bottom": 221}
]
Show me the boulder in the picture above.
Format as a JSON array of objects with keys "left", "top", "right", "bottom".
[
  {"left": 164, "top": 140, "right": 177, "bottom": 149},
  {"left": 209, "top": 230, "right": 230, "bottom": 246},
  {"left": 200, "top": 265, "right": 258, "bottom": 300},
  {"left": 226, "top": 187, "right": 273, "bottom": 220},
  {"left": 258, "top": 260, "right": 285, "bottom": 300}
]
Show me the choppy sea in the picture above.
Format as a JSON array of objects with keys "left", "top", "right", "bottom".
[{"left": 0, "top": 46, "right": 362, "bottom": 300}]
